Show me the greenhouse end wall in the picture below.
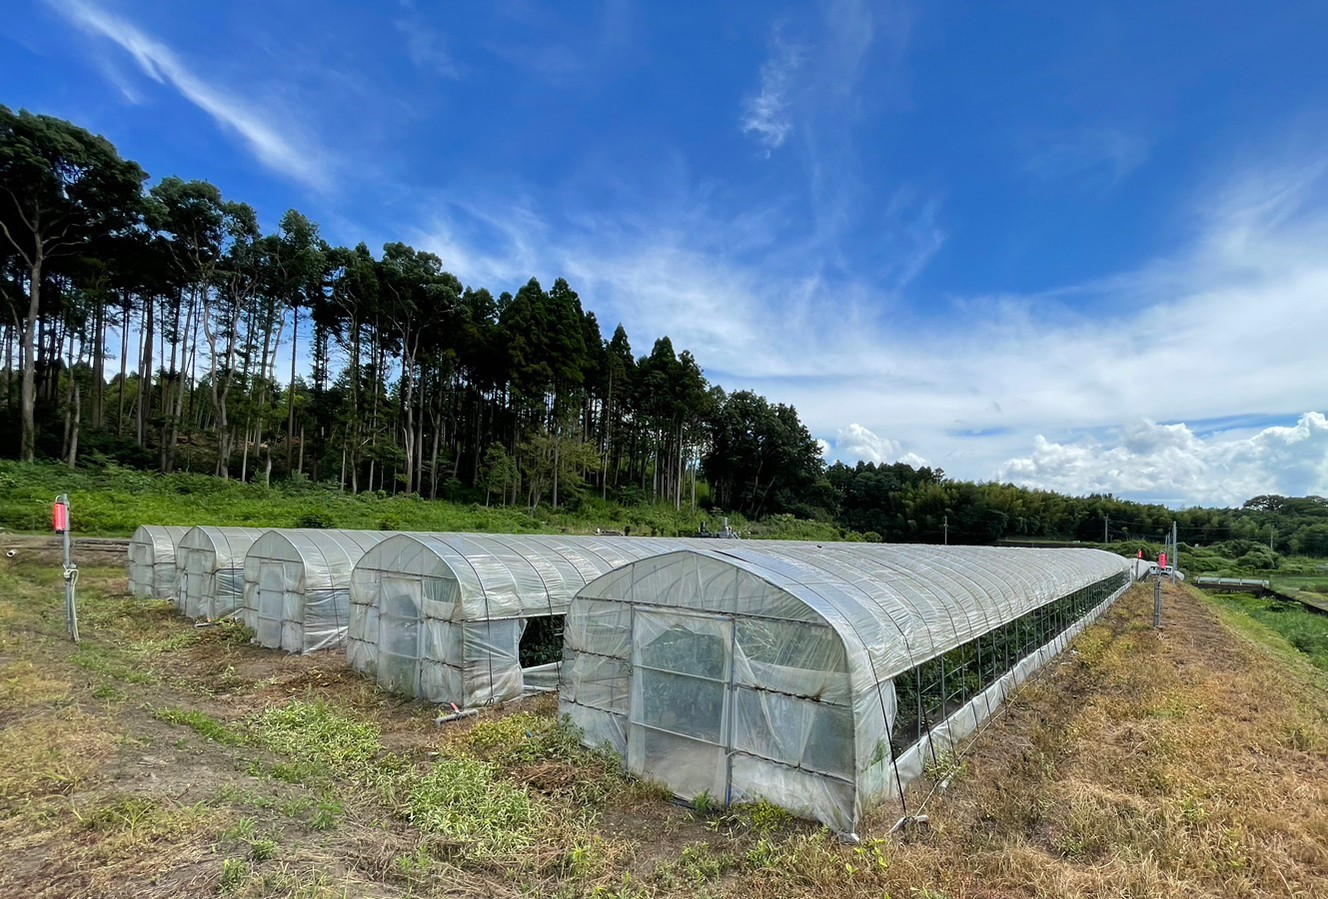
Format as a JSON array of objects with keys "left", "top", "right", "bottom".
[
  {"left": 241, "top": 530, "right": 390, "bottom": 654},
  {"left": 127, "top": 525, "right": 189, "bottom": 599},
  {"left": 175, "top": 527, "right": 270, "bottom": 621}
]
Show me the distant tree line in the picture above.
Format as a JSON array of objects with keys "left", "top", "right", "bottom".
[
  {"left": 825, "top": 462, "right": 1328, "bottom": 559},
  {"left": 4, "top": 107, "right": 1327, "bottom": 555}
]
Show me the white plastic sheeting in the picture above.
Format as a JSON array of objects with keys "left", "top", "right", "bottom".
[
  {"left": 561, "top": 543, "right": 1133, "bottom": 832},
  {"left": 176, "top": 527, "right": 270, "bottom": 620},
  {"left": 127, "top": 526, "right": 190, "bottom": 598},
  {"left": 241, "top": 530, "right": 391, "bottom": 653},
  {"left": 348, "top": 533, "right": 686, "bottom": 707}
]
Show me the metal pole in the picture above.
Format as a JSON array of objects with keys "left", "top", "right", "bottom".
[
  {"left": 1153, "top": 574, "right": 1162, "bottom": 629},
  {"left": 1171, "top": 521, "right": 1179, "bottom": 581},
  {"left": 1104, "top": 515, "right": 1109, "bottom": 544},
  {"left": 943, "top": 514, "right": 948, "bottom": 545}
]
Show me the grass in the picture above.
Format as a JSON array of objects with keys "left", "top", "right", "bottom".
[
  {"left": 3, "top": 560, "right": 1328, "bottom": 898},
  {"left": 155, "top": 706, "right": 247, "bottom": 745},
  {"left": 1203, "top": 590, "right": 1328, "bottom": 671}
]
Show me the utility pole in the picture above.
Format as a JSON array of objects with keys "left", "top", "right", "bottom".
[
  {"left": 1104, "top": 515, "right": 1109, "bottom": 544},
  {"left": 943, "top": 514, "right": 949, "bottom": 545},
  {"left": 1171, "top": 521, "right": 1179, "bottom": 579},
  {"left": 1270, "top": 527, "right": 1275, "bottom": 552}
]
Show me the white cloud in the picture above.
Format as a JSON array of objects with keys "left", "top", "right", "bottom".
[
  {"left": 741, "top": 37, "right": 805, "bottom": 152},
  {"left": 996, "top": 414, "right": 1328, "bottom": 506},
  {"left": 395, "top": 17, "right": 461, "bottom": 79},
  {"left": 50, "top": 0, "right": 330, "bottom": 190},
  {"left": 839, "top": 422, "right": 913, "bottom": 462}
]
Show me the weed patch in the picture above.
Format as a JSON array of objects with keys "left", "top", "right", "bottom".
[{"left": 155, "top": 706, "right": 245, "bottom": 746}]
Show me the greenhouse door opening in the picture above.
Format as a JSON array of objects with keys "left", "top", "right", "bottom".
[
  {"left": 378, "top": 576, "right": 423, "bottom": 696},
  {"left": 628, "top": 610, "right": 734, "bottom": 803},
  {"left": 519, "top": 614, "right": 565, "bottom": 692},
  {"left": 254, "top": 561, "right": 286, "bottom": 649}
]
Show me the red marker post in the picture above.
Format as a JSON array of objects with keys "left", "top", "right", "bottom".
[{"left": 54, "top": 494, "right": 78, "bottom": 643}]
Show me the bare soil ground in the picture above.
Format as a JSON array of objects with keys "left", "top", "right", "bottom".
[{"left": 1, "top": 564, "right": 1325, "bottom": 899}]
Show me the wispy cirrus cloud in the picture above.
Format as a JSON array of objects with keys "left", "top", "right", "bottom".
[
  {"left": 48, "top": 0, "right": 330, "bottom": 190},
  {"left": 1022, "top": 126, "right": 1151, "bottom": 188},
  {"left": 394, "top": 6, "right": 462, "bottom": 80},
  {"left": 741, "top": 36, "right": 806, "bottom": 153}
]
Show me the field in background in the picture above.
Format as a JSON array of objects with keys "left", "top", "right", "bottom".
[{"left": 2, "top": 562, "right": 1326, "bottom": 898}]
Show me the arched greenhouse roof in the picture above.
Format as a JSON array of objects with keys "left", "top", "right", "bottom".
[
  {"left": 178, "top": 526, "right": 271, "bottom": 567},
  {"left": 352, "top": 533, "right": 691, "bottom": 620},
  {"left": 130, "top": 525, "right": 190, "bottom": 556},
  {"left": 576, "top": 543, "right": 1134, "bottom": 681},
  {"left": 243, "top": 529, "right": 393, "bottom": 590}
]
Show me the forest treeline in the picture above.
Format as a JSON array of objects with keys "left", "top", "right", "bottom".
[{"left": 3, "top": 107, "right": 1327, "bottom": 556}]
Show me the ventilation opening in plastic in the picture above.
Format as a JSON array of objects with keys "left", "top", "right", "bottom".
[
  {"left": 519, "top": 614, "right": 566, "bottom": 693},
  {"left": 520, "top": 614, "right": 565, "bottom": 669},
  {"left": 889, "top": 570, "right": 1129, "bottom": 756}
]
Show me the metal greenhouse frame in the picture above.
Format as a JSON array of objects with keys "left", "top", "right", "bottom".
[
  {"left": 347, "top": 533, "right": 686, "bottom": 707},
  {"left": 176, "top": 527, "right": 271, "bottom": 621},
  {"left": 560, "top": 543, "right": 1135, "bottom": 833},
  {"left": 240, "top": 529, "right": 392, "bottom": 653},
  {"left": 127, "top": 525, "right": 190, "bottom": 598}
]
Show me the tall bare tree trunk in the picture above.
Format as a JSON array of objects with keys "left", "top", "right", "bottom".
[
  {"left": 286, "top": 304, "right": 299, "bottom": 471},
  {"left": 137, "top": 295, "right": 154, "bottom": 450},
  {"left": 19, "top": 258, "right": 42, "bottom": 462},
  {"left": 90, "top": 299, "right": 105, "bottom": 429},
  {"left": 116, "top": 298, "right": 130, "bottom": 436}
]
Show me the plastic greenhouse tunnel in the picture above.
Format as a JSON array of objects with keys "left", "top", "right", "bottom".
[
  {"left": 559, "top": 543, "right": 1136, "bottom": 834},
  {"left": 241, "top": 529, "right": 394, "bottom": 653},
  {"left": 175, "top": 526, "right": 271, "bottom": 621},
  {"left": 347, "top": 533, "right": 691, "bottom": 708}
]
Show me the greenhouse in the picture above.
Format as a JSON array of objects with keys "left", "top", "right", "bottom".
[
  {"left": 127, "top": 525, "right": 190, "bottom": 598},
  {"left": 176, "top": 526, "right": 271, "bottom": 621},
  {"left": 240, "top": 529, "right": 392, "bottom": 653},
  {"left": 347, "top": 533, "right": 684, "bottom": 707},
  {"left": 560, "top": 543, "right": 1135, "bottom": 833}
]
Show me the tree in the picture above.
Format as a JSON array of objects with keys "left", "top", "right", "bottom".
[
  {"left": 480, "top": 442, "right": 519, "bottom": 506},
  {"left": 0, "top": 107, "right": 146, "bottom": 460},
  {"left": 703, "top": 390, "right": 823, "bottom": 517}
]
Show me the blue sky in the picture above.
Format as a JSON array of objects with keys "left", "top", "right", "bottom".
[{"left": 4, "top": 0, "right": 1328, "bottom": 507}]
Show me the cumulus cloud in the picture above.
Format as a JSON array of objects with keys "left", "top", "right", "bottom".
[
  {"left": 834, "top": 423, "right": 926, "bottom": 467},
  {"left": 741, "top": 37, "right": 805, "bottom": 152},
  {"left": 997, "top": 413, "right": 1328, "bottom": 506},
  {"left": 50, "top": 0, "right": 330, "bottom": 190}
]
